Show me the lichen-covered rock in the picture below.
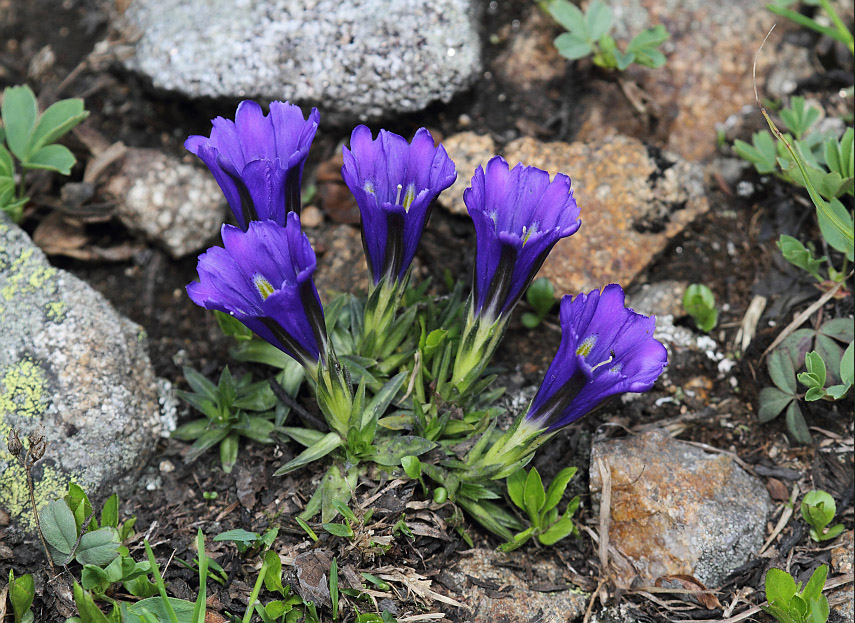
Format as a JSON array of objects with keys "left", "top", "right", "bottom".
[
  {"left": 0, "top": 215, "right": 161, "bottom": 531},
  {"left": 117, "top": 0, "right": 481, "bottom": 121},
  {"left": 104, "top": 148, "right": 227, "bottom": 259},
  {"left": 590, "top": 430, "right": 773, "bottom": 587},
  {"left": 446, "top": 548, "right": 588, "bottom": 622},
  {"left": 504, "top": 135, "right": 708, "bottom": 295}
]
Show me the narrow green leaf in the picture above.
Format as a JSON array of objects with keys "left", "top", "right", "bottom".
[
  {"left": 802, "top": 564, "right": 827, "bottom": 602},
  {"left": 273, "top": 432, "right": 342, "bottom": 475},
  {"left": 72, "top": 582, "right": 111, "bottom": 623},
  {"left": 543, "top": 466, "right": 578, "bottom": 512},
  {"left": 523, "top": 467, "right": 546, "bottom": 523},
  {"left": 506, "top": 469, "right": 526, "bottom": 511},
  {"left": 100, "top": 494, "right": 119, "bottom": 530}
]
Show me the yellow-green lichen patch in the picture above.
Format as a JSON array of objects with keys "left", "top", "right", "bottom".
[
  {"left": 1, "top": 247, "right": 58, "bottom": 302},
  {"left": 0, "top": 460, "right": 71, "bottom": 531},
  {"left": 45, "top": 301, "right": 67, "bottom": 323},
  {"left": 0, "top": 360, "right": 49, "bottom": 419}
]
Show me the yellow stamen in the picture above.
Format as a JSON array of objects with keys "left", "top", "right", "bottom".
[
  {"left": 364, "top": 180, "right": 375, "bottom": 194},
  {"left": 254, "top": 274, "right": 275, "bottom": 300},
  {"left": 576, "top": 335, "right": 597, "bottom": 357},
  {"left": 402, "top": 183, "right": 416, "bottom": 212}
]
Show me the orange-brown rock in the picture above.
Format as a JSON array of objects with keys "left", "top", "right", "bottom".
[
  {"left": 504, "top": 135, "right": 708, "bottom": 295},
  {"left": 590, "top": 430, "right": 772, "bottom": 587}
]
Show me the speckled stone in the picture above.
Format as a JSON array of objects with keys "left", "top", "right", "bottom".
[
  {"left": 494, "top": 6, "right": 566, "bottom": 91},
  {"left": 309, "top": 224, "right": 370, "bottom": 301},
  {"left": 830, "top": 530, "right": 854, "bottom": 623},
  {"left": 0, "top": 215, "right": 161, "bottom": 532},
  {"left": 590, "top": 430, "right": 773, "bottom": 587},
  {"left": 626, "top": 280, "right": 689, "bottom": 319},
  {"left": 448, "top": 548, "right": 588, "bottom": 622},
  {"left": 436, "top": 132, "right": 497, "bottom": 216},
  {"left": 104, "top": 148, "right": 227, "bottom": 259},
  {"left": 573, "top": 0, "right": 805, "bottom": 161},
  {"left": 117, "top": 0, "right": 481, "bottom": 121},
  {"left": 504, "top": 135, "right": 708, "bottom": 295}
]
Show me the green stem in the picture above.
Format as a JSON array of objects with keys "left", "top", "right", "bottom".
[
  {"left": 242, "top": 555, "right": 271, "bottom": 623},
  {"left": 145, "top": 541, "right": 180, "bottom": 623},
  {"left": 761, "top": 108, "right": 854, "bottom": 250},
  {"left": 817, "top": 0, "right": 855, "bottom": 55}
]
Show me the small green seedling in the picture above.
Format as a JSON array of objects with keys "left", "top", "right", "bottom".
[
  {"left": 322, "top": 500, "right": 358, "bottom": 539},
  {"left": 682, "top": 284, "right": 718, "bottom": 332},
  {"left": 763, "top": 565, "right": 829, "bottom": 623},
  {"left": 8, "top": 570, "right": 35, "bottom": 623},
  {"left": 798, "top": 346, "right": 853, "bottom": 401},
  {"left": 173, "top": 366, "right": 279, "bottom": 473},
  {"left": 0, "top": 84, "right": 89, "bottom": 221},
  {"left": 522, "top": 277, "right": 556, "bottom": 329},
  {"left": 801, "top": 490, "right": 845, "bottom": 542},
  {"left": 777, "top": 235, "right": 827, "bottom": 282},
  {"left": 540, "top": 0, "right": 669, "bottom": 71},
  {"left": 734, "top": 101, "right": 854, "bottom": 201},
  {"left": 500, "top": 466, "right": 580, "bottom": 551},
  {"left": 214, "top": 527, "right": 278, "bottom": 555}
]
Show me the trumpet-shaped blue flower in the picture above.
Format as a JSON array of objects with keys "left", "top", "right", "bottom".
[
  {"left": 464, "top": 284, "right": 667, "bottom": 479},
  {"left": 187, "top": 213, "right": 326, "bottom": 372},
  {"left": 186, "top": 100, "right": 320, "bottom": 229},
  {"left": 525, "top": 284, "right": 668, "bottom": 432},
  {"left": 466, "top": 156, "right": 581, "bottom": 321},
  {"left": 342, "top": 125, "right": 456, "bottom": 285}
]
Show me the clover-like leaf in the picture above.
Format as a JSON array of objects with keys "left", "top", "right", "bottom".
[
  {"left": 21, "top": 143, "right": 76, "bottom": 174},
  {"left": 1, "top": 85, "right": 38, "bottom": 160}
]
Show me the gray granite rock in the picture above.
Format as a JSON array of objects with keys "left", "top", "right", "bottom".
[
  {"left": 0, "top": 214, "right": 162, "bottom": 532},
  {"left": 448, "top": 548, "right": 588, "bottom": 622},
  {"left": 590, "top": 430, "right": 774, "bottom": 587},
  {"left": 118, "top": 0, "right": 481, "bottom": 121},
  {"left": 104, "top": 148, "right": 227, "bottom": 259}
]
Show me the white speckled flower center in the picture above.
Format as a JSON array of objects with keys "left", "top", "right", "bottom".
[
  {"left": 253, "top": 274, "right": 275, "bottom": 300},
  {"left": 576, "top": 335, "right": 597, "bottom": 357}
]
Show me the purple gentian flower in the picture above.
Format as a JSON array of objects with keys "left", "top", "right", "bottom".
[
  {"left": 525, "top": 284, "right": 668, "bottom": 432},
  {"left": 186, "top": 100, "right": 320, "bottom": 229},
  {"left": 187, "top": 213, "right": 326, "bottom": 371},
  {"left": 466, "top": 156, "right": 581, "bottom": 321},
  {"left": 341, "top": 125, "right": 456, "bottom": 285}
]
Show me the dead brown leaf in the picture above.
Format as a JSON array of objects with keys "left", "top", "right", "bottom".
[
  {"left": 654, "top": 574, "right": 723, "bottom": 610},
  {"left": 295, "top": 549, "right": 332, "bottom": 608}
]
